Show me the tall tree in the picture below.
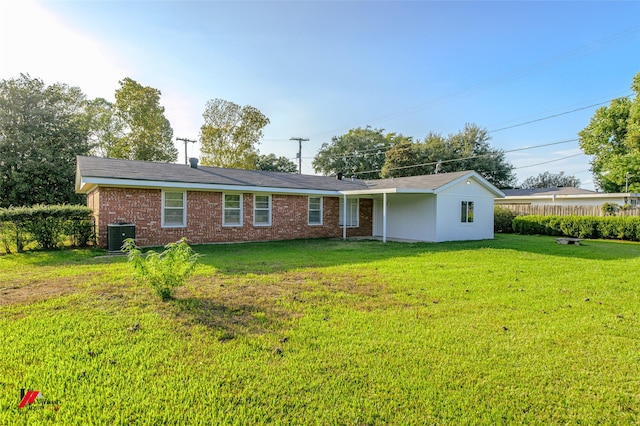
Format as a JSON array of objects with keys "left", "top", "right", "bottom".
[
  {"left": 199, "top": 98, "right": 269, "bottom": 169},
  {"left": 579, "top": 72, "right": 640, "bottom": 192},
  {"left": 312, "top": 126, "right": 411, "bottom": 179},
  {"left": 380, "top": 139, "right": 434, "bottom": 177},
  {"left": 113, "top": 77, "right": 177, "bottom": 162},
  {"left": 520, "top": 171, "right": 581, "bottom": 189},
  {"left": 256, "top": 153, "right": 297, "bottom": 173},
  {"left": 86, "top": 97, "right": 124, "bottom": 158},
  {"left": 0, "top": 74, "right": 91, "bottom": 207},
  {"left": 382, "top": 123, "right": 516, "bottom": 188}
]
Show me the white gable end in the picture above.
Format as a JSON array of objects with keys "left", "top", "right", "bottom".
[{"left": 435, "top": 178, "right": 496, "bottom": 242}]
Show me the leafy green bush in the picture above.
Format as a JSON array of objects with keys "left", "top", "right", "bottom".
[
  {"left": 123, "top": 238, "right": 200, "bottom": 301},
  {"left": 513, "top": 215, "right": 640, "bottom": 241},
  {"left": 65, "top": 218, "right": 95, "bottom": 247},
  {"left": 24, "top": 216, "right": 64, "bottom": 250},
  {"left": 0, "top": 204, "right": 94, "bottom": 252},
  {"left": 557, "top": 216, "right": 598, "bottom": 238},
  {"left": 494, "top": 206, "right": 517, "bottom": 233},
  {"left": 601, "top": 202, "right": 618, "bottom": 216},
  {"left": 512, "top": 215, "right": 551, "bottom": 235}
]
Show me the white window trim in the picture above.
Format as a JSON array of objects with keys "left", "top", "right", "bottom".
[
  {"left": 461, "top": 200, "right": 474, "bottom": 224},
  {"left": 161, "top": 190, "right": 187, "bottom": 228},
  {"left": 308, "top": 196, "right": 323, "bottom": 226},
  {"left": 253, "top": 194, "right": 272, "bottom": 226},
  {"left": 223, "top": 193, "right": 243, "bottom": 227},
  {"left": 339, "top": 198, "right": 359, "bottom": 227}
]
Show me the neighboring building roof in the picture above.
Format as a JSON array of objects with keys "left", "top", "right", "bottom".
[
  {"left": 75, "top": 156, "right": 505, "bottom": 197},
  {"left": 502, "top": 187, "right": 596, "bottom": 197},
  {"left": 497, "top": 186, "right": 640, "bottom": 205}
]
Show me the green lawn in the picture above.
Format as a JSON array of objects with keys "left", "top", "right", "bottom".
[{"left": 1, "top": 234, "right": 639, "bottom": 424}]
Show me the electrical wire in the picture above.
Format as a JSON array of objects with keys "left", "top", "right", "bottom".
[
  {"left": 488, "top": 96, "right": 632, "bottom": 133},
  {"left": 513, "top": 153, "right": 585, "bottom": 170},
  {"left": 306, "top": 26, "right": 640, "bottom": 140},
  {"left": 335, "top": 138, "right": 579, "bottom": 175},
  {"left": 304, "top": 92, "right": 625, "bottom": 164}
]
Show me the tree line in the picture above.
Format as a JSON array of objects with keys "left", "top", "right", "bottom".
[
  {"left": 1, "top": 71, "right": 637, "bottom": 208},
  {"left": 0, "top": 74, "right": 293, "bottom": 208},
  {"left": 312, "top": 124, "right": 517, "bottom": 189}
]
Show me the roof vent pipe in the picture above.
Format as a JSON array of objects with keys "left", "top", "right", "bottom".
[
  {"left": 337, "top": 172, "right": 343, "bottom": 180},
  {"left": 189, "top": 157, "right": 199, "bottom": 169}
]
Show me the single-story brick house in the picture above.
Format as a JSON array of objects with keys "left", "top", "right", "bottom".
[{"left": 75, "top": 156, "right": 504, "bottom": 247}]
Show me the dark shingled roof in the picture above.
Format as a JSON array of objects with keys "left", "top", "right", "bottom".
[
  {"left": 364, "top": 170, "right": 474, "bottom": 191},
  {"left": 76, "top": 156, "right": 497, "bottom": 195},
  {"left": 503, "top": 187, "right": 596, "bottom": 197},
  {"left": 77, "top": 156, "right": 368, "bottom": 191}
]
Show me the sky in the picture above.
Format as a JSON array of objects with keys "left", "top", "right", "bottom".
[{"left": 1, "top": 1, "right": 639, "bottom": 190}]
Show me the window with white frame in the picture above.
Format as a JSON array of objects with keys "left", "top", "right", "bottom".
[
  {"left": 223, "top": 193, "right": 242, "bottom": 226},
  {"left": 253, "top": 194, "right": 271, "bottom": 226},
  {"left": 339, "top": 198, "right": 359, "bottom": 227},
  {"left": 308, "top": 196, "right": 322, "bottom": 225},
  {"left": 162, "top": 191, "right": 186, "bottom": 227},
  {"left": 461, "top": 201, "right": 474, "bottom": 223}
]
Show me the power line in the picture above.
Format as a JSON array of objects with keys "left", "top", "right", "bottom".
[
  {"left": 513, "top": 153, "right": 585, "bottom": 170},
  {"left": 504, "top": 138, "right": 578, "bottom": 153},
  {"left": 306, "top": 26, "right": 640, "bottom": 140},
  {"left": 305, "top": 93, "right": 623, "bottom": 165},
  {"left": 350, "top": 138, "right": 579, "bottom": 175},
  {"left": 488, "top": 95, "right": 633, "bottom": 133}
]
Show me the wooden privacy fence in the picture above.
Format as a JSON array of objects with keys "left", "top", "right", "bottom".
[{"left": 498, "top": 204, "right": 640, "bottom": 217}]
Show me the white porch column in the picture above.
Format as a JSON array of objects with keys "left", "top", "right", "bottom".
[
  {"left": 382, "top": 192, "right": 387, "bottom": 243},
  {"left": 342, "top": 193, "right": 347, "bottom": 240}
]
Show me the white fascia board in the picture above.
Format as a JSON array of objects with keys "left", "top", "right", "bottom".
[
  {"left": 432, "top": 172, "right": 475, "bottom": 194},
  {"left": 77, "top": 177, "right": 341, "bottom": 196},
  {"left": 340, "top": 188, "right": 398, "bottom": 196},
  {"left": 77, "top": 179, "right": 96, "bottom": 194},
  {"left": 434, "top": 172, "right": 505, "bottom": 198},
  {"left": 340, "top": 188, "right": 437, "bottom": 196}
]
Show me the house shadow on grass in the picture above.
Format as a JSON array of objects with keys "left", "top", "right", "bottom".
[
  {"left": 168, "top": 273, "right": 310, "bottom": 339},
  {"left": 169, "top": 267, "right": 399, "bottom": 338},
  {"left": 171, "top": 297, "right": 286, "bottom": 340}
]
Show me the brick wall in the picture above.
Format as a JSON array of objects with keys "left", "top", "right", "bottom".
[{"left": 91, "top": 187, "right": 373, "bottom": 247}]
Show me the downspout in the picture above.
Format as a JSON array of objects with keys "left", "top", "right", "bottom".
[
  {"left": 383, "top": 192, "right": 387, "bottom": 243},
  {"left": 342, "top": 193, "right": 347, "bottom": 240}
]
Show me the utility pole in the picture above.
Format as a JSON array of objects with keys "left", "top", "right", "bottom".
[
  {"left": 290, "top": 137, "right": 309, "bottom": 174},
  {"left": 176, "top": 137, "right": 197, "bottom": 165},
  {"left": 626, "top": 171, "right": 630, "bottom": 192}
]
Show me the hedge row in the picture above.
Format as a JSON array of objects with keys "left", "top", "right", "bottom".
[
  {"left": 494, "top": 206, "right": 518, "bottom": 233},
  {"left": 0, "top": 204, "right": 94, "bottom": 253},
  {"left": 511, "top": 215, "right": 640, "bottom": 241}
]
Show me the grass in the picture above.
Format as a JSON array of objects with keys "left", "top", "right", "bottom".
[{"left": 1, "top": 234, "right": 639, "bottom": 424}]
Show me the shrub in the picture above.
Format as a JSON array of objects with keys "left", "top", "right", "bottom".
[
  {"left": 558, "top": 216, "right": 598, "bottom": 239},
  {"left": 123, "top": 238, "right": 200, "bottom": 301},
  {"left": 0, "top": 204, "right": 94, "bottom": 252},
  {"left": 513, "top": 215, "right": 550, "bottom": 235},
  {"left": 513, "top": 215, "right": 640, "bottom": 241},
  {"left": 494, "top": 206, "right": 517, "bottom": 233},
  {"left": 65, "top": 219, "right": 95, "bottom": 247},
  {"left": 601, "top": 203, "right": 618, "bottom": 216}
]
